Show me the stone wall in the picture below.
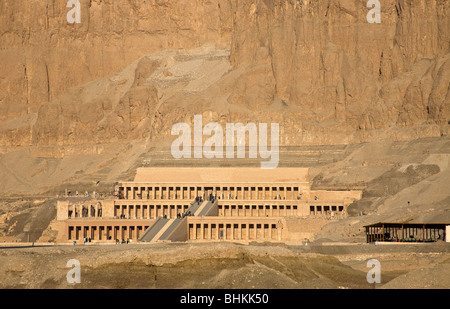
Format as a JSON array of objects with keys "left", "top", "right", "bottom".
[{"left": 284, "top": 218, "right": 333, "bottom": 242}]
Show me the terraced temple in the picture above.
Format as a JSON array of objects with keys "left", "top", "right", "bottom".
[{"left": 54, "top": 167, "right": 362, "bottom": 243}]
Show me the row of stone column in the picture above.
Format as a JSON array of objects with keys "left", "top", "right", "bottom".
[
  {"left": 309, "top": 205, "right": 345, "bottom": 216},
  {"left": 68, "top": 224, "right": 149, "bottom": 241},
  {"left": 117, "top": 184, "right": 305, "bottom": 201},
  {"left": 219, "top": 204, "right": 299, "bottom": 217},
  {"left": 114, "top": 204, "right": 190, "bottom": 219},
  {"left": 189, "top": 222, "right": 281, "bottom": 241},
  {"left": 68, "top": 203, "right": 102, "bottom": 218}
]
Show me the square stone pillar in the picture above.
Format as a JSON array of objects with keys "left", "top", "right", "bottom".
[
  {"left": 193, "top": 224, "right": 197, "bottom": 240},
  {"left": 143, "top": 187, "right": 147, "bottom": 200},
  {"left": 56, "top": 201, "right": 69, "bottom": 221}
]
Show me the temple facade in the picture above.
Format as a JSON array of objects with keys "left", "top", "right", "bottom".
[{"left": 53, "top": 167, "right": 362, "bottom": 243}]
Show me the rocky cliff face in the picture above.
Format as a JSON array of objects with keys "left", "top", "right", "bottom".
[
  {"left": 0, "top": 0, "right": 232, "bottom": 148},
  {"left": 0, "top": 0, "right": 448, "bottom": 241},
  {"left": 228, "top": 0, "right": 449, "bottom": 142},
  {"left": 0, "top": 0, "right": 449, "bottom": 153}
]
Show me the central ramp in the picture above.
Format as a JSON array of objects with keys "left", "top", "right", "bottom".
[
  {"left": 151, "top": 218, "right": 175, "bottom": 241},
  {"left": 139, "top": 218, "right": 170, "bottom": 242},
  {"left": 188, "top": 199, "right": 204, "bottom": 216},
  {"left": 139, "top": 218, "right": 182, "bottom": 242},
  {"left": 139, "top": 198, "right": 219, "bottom": 242},
  {"left": 195, "top": 199, "right": 218, "bottom": 216}
]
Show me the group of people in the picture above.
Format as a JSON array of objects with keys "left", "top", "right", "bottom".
[
  {"left": 73, "top": 237, "right": 92, "bottom": 245},
  {"left": 195, "top": 193, "right": 217, "bottom": 204},
  {"left": 178, "top": 211, "right": 193, "bottom": 219},
  {"left": 274, "top": 195, "right": 285, "bottom": 200},
  {"left": 115, "top": 238, "right": 131, "bottom": 244}
]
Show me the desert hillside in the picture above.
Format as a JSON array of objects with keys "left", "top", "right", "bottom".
[{"left": 0, "top": 242, "right": 448, "bottom": 289}]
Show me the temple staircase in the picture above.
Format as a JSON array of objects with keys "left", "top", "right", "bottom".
[{"left": 139, "top": 198, "right": 218, "bottom": 242}]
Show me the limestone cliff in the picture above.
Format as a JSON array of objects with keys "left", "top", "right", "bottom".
[
  {"left": 1, "top": 0, "right": 448, "bottom": 152},
  {"left": 227, "top": 0, "right": 449, "bottom": 143},
  {"left": 0, "top": 0, "right": 233, "bottom": 147}
]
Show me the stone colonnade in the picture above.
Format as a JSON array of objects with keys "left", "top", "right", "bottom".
[
  {"left": 113, "top": 203, "right": 190, "bottom": 219},
  {"left": 67, "top": 202, "right": 102, "bottom": 218},
  {"left": 116, "top": 183, "right": 309, "bottom": 201},
  {"left": 67, "top": 220, "right": 151, "bottom": 242},
  {"left": 188, "top": 218, "right": 282, "bottom": 241}
]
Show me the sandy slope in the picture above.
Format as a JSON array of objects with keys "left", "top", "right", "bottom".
[{"left": 0, "top": 242, "right": 448, "bottom": 289}]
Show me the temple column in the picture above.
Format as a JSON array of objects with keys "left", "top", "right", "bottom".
[
  {"left": 143, "top": 187, "right": 147, "bottom": 199},
  {"left": 85, "top": 226, "right": 90, "bottom": 240}
]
